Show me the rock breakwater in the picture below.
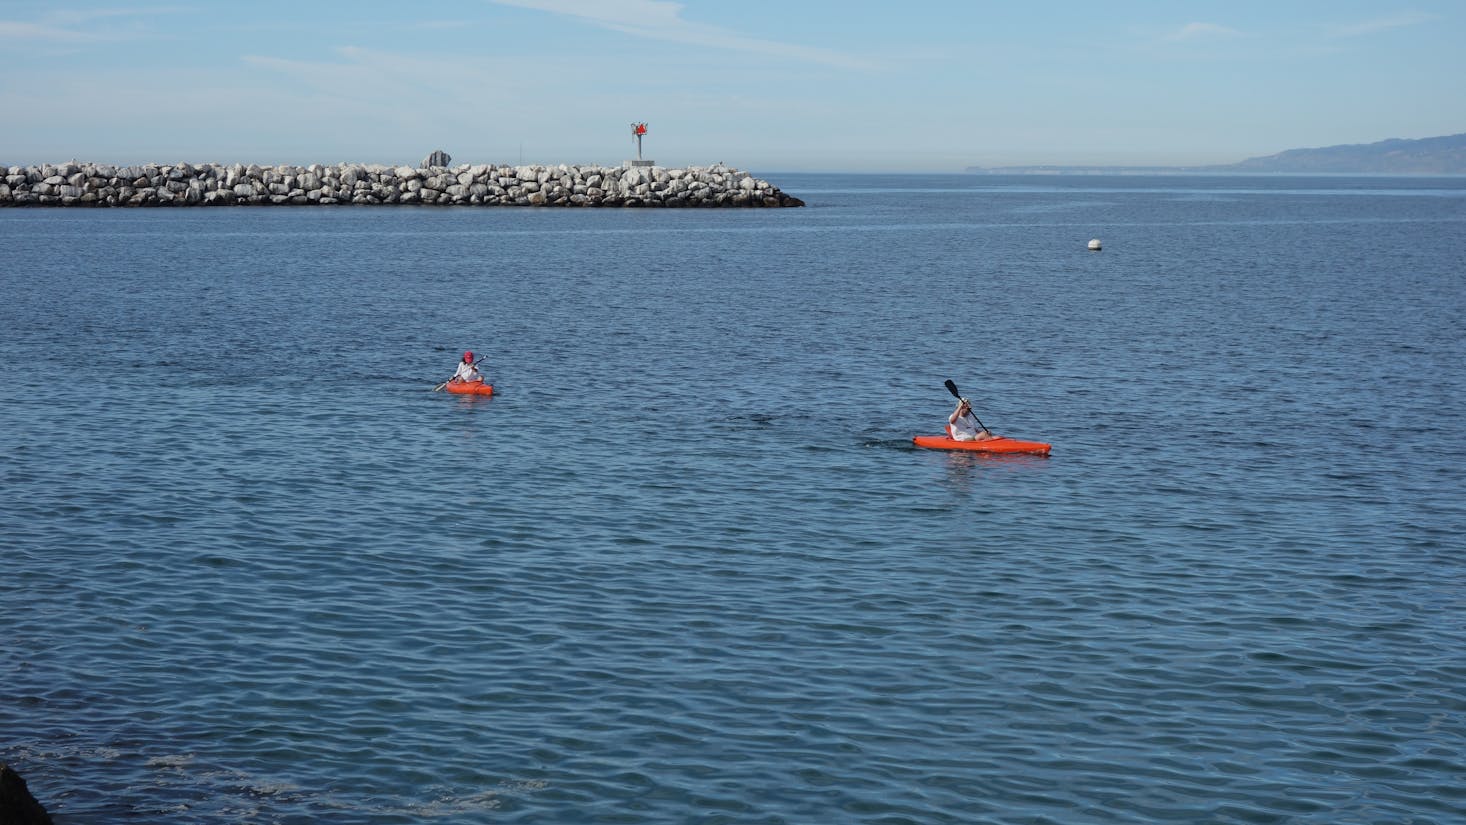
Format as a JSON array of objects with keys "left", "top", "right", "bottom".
[{"left": 0, "top": 161, "right": 804, "bottom": 208}]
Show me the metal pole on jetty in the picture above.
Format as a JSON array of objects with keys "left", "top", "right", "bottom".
[{"left": 629, "top": 122, "right": 653, "bottom": 167}]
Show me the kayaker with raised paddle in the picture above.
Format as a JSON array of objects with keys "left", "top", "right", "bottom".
[
  {"left": 451, "top": 351, "right": 481, "bottom": 383},
  {"left": 449, "top": 351, "right": 484, "bottom": 384},
  {"left": 433, "top": 351, "right": 489, "bottom": 392},
  {"left": 949, "top": 397, "right": 998, "bottom": 442}
]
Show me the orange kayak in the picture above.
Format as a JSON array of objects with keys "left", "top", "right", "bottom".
[
  {"left": 912, "top": 435, "right": 1051, "bottom": 455},
  {"left": 445, "top": 380, "right": 494, "bottom": 396}
]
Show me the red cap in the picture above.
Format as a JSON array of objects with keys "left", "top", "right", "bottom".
[{"left": 463, "top": 351, "right": 473, "bottom": 361}]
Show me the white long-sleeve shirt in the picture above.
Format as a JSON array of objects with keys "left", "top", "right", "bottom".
[{"left": 452, "top": 361, "right": 481, "bottom": 382}]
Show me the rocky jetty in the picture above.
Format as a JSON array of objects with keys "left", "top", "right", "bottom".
[{"left": 0, "top": 159, "right": 804, "bottom": 208}]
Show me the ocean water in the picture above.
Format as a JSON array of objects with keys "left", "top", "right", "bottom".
[{"left": 2, "top": 174, "right": 1464, "bottom": 824}]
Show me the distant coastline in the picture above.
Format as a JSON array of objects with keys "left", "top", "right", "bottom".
[
  {"left": 966, "top": 166, "right": 1223, "bottom": 176},
  {"left": 967, "top": 132, "right": 1466, "bottom": 176}
]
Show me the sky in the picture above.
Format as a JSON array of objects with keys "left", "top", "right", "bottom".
[{"left": 1, "top": 1, "right": 1463, "bottom": 172}]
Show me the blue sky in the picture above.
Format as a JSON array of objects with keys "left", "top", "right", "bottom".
[{"left": 2, "top": 1, "right": 1462, "bottom": 172}]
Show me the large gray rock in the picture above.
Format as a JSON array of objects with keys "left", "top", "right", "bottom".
[{"left": 421, "top": 149, "right": 451, "bottom": 169}]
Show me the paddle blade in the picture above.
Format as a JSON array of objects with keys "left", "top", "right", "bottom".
[{"left": 944, "top": 379, "right": 962, "bottom": 399}]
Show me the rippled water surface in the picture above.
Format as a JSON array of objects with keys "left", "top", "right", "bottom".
[{"left": 3, "top": 175, "right": 1465, "bottom": 824}]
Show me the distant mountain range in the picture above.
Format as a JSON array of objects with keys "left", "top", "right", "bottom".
[{"left": 967, "top": 133, "right": 1466, "bottom": 175}]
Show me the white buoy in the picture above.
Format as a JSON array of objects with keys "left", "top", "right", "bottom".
[{"left": 1088, "top": 238, "right": 1102, "bottom": 251}]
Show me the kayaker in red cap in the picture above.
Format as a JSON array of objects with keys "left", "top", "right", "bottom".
[
  {"left": 948, "top": 397, "right": 998, "bottom": 442},
  {"left": 449, "top": 350, "right": 484, "bottom": 384}
]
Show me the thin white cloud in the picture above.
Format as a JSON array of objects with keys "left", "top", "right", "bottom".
[
  {"left": 243, "top": 47, "right": 437, "bottom": 102},
  {"left": 490, "top": 0, "right": 872, "bottom": 69},
  {"left": 1324, "top": 12, "right": 1437, "bottom": 38},
  {"left": 411, "top": 20, "right": 479, "bottom": 31},
  {"left": 0, "top": 6, "right": 185, "bottom": 43},
  {"left": 1164, "top": 22, "right": 1241, "bottom": 41},
  {"left": 242, "top": 45, "right": 533, "bottom": 111},
  {"left": 41, "top": 6, "right": 189, "bottom": 26},
  {"left": 0, "top": 20, "right": 101, "bottom": 42}
]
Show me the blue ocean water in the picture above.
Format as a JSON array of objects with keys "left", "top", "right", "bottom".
[{"left": 2, "top": 174, "right": 1464, "bottom": 824}]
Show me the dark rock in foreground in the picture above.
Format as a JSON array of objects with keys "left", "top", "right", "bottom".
[
  {"left": 0, "top": 161, "right": 805, "bottom": 208},
  {"left": 0, "top": 764, "right": 55, "bottom": 825}
]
